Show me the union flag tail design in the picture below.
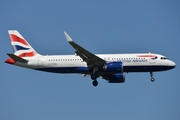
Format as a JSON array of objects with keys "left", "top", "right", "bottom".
[{"left": 8, "top": 30, "right": 39, "bottom": 57}]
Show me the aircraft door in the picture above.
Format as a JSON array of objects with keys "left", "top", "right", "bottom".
[
  {"left": 149, "top": 57, "right": 155, "bottom": 64},
  {"left": 38, "top": 56, "right": 43, "bottom": 66},
  {"left": 148, "top": 53, "right": 155, "bottom": 64}
]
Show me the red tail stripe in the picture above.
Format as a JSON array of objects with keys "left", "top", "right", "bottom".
[
  {"left": 18, "top": 52, "right": 35, "bottom": 58},
  {"left": 10, "top": 34, "right": 29, "bottom": 46}
]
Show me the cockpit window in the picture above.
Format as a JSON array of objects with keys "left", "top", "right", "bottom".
[{"left": 161, "top": 57, "right": 168, "bottom": 60}]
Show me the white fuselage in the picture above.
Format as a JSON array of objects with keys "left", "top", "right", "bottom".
[{"left": 15, "top": 53, "right": 175, "bottom": 74}]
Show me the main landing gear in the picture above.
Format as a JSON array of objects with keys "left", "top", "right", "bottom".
[
  {"left": 150, "top": 72, "right": 155, "bottom": 82},
  {"left": 91, "top": 73, "right": 98, "bottom": 87},
  {"left": 92, "top": 80, "right": 98, "bottom": 86},
  {"left": 90, "top": 67, "right": 99, "bottom": 87}
]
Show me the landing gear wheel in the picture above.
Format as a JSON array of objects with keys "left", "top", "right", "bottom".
[
  {"left": 92, "top": 80, "right": 98, "bottom": 87},
  {"left": 151, "top": 77, "right": 155, "bottom": 82},
  {"left": 91, "top": 74, "right": 97, "bottom": 80}
]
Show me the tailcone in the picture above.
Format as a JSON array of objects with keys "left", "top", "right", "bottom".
[{"left": 5, "top": 58, "right": 15, "bottom": 64}]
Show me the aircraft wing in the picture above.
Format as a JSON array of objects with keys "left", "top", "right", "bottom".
[{"left": 64, "top": 32, "right": 106, "bottom": 68}]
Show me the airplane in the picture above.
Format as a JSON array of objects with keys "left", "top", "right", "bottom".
[{"left": 5, "top": 30, "right": 176, "bottom": 86}]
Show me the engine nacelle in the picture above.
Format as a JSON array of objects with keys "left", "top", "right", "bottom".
[
  {"left": 103, "top": 62, "right": 123, "bottom": 73},
  {"left": 102, "top": 73, "right": 126, "bottom": 83}
]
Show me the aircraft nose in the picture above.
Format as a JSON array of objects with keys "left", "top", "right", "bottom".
[{"left": 169, "top": 61, "right": 176, "bottom": 69}]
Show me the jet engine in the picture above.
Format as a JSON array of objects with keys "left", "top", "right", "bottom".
[
  {"left": 103, "top": 62, "right": 123, "bottom": 73},
  {"left": 102, "top": 73, "right": 126, "bottom": 83}
]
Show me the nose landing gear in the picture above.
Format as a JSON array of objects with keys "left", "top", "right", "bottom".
[{"left": 150, "top": 72, "right": 155, "bottom": 82}]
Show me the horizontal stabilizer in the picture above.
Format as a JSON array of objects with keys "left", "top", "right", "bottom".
[{"left": 6, "top": 53, "right": 28, "bottom": 63}]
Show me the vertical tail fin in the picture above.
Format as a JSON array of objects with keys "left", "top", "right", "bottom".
[{"left": 8, "top": 30, "right": 40, "bottom": 57}]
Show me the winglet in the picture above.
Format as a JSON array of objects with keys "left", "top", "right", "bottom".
[{"left": 64, "top": 31, "right": 73, "bottom": 42}]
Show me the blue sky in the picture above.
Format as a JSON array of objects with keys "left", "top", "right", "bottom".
[{"left": 1, "top": 0, "right": 180, "bottom": 120}]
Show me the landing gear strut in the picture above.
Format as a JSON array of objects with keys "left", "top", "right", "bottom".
[
  {"left": 90, "top": 66, "right": 99, "bottom": 87},
  {"left": 91, "top": 74, "right": 97, "bottom": 80},
  {"left": 150, "top": 72, "right": 155, "bottom": 82}
]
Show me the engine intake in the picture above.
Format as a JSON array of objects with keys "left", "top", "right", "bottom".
[{"left": 103, "top": 62, "right": 123, "bottom": 73}]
